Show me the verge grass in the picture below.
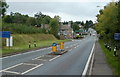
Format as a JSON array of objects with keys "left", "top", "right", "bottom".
[
  {"left": 99, "top": 40, "right": 120, "bottom": 76},
  {"left": 2, "top": 34, "right": 71, "bottom": 56}
]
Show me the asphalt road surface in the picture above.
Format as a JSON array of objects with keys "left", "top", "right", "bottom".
[{"left": 1, "top": 31, "right": 97, "bottom": 75}]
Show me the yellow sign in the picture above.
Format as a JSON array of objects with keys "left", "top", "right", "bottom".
[
  {"left": 60, "top": 42, "right": 64, "bottom": 50},
  {"left": 52, "top": 46, "right": 57, "bottom": 52}
]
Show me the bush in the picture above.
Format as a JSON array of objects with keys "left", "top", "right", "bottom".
[{"left": 2, "top": 23, "right": 44, "bottom": 34}]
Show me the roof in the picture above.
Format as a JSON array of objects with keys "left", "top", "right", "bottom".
[{"left": 60, "top": 25, "right": 72, "bottom": 30}]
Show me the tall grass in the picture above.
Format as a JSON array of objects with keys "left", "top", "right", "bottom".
[{"left": 2, "top": 23, "right": 44, "bottom": 34}]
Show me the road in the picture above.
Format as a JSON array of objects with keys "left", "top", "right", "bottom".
[{"left": 1, "top": 31, "right": 96, "bottom": 76}]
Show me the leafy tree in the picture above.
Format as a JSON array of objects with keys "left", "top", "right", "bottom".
[
  {"left": 42, "top": 15, "right": 51, "bottom": 24},
  {"left": 81, "top": 21, "right": 84, "bottom": 26},
  {"left": 0, "top": 1, "right": 9, "bottom": 17},
  {"left": 96, "top": 2, "right": 118, "bottom": 45},
  {"left": 49, "top": 17, "right": 60, "bottom": 38},
  {"left": 26, "top": 17, "right": 36, "bottom": 26},
  {"left": 3, "top": 15, "right": 12, "bottom": 23},
  {"left": 71, "top": 23, "right": 80, "bottom": 31}
]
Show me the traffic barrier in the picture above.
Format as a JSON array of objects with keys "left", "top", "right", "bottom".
[
  {"left": 52, "top": 43, "right": 57, "bottom": 52},
  {"left": 60, "top": 42, "right": 64, "bottom": 51}
]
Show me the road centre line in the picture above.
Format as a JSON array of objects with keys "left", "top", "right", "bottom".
[
  {"left": 49, "top": 55, "right": 61, "bottom": 61},
  {"left": 21, "top": 64, "right": 43, "bottom": 75}
]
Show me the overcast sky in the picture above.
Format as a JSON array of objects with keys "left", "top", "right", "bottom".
[{"left": 6, "top": 0, "right": 118, "bottom": 22}]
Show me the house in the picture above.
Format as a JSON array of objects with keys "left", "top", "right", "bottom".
[
  {"left": 59, "top": 22, "right": 73, "bottom": 39},
  {"left": 41, "top": 24, "right": 50, "bottom": 33}
]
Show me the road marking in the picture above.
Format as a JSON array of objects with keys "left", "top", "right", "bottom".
[
  {"left": 1, "top": 47, "right": 51, "bottom": 59},
  {"left": 89, "top": 52, "right": 95, "bottom": 75},
  {"left": 35, "top": 59, "right": 47, "bottom": 61},
  {"left": 82, "top": 43, "right": 95, "bottom": 76},
  {"left": 3, "top": 70, "right": 20, "bottom": 74},
  {"left": 22, "top": 63, "right": 38, "bottom": 66},
  {"left": 49, "top": 55, "right": 61, "bottom": 61},
  {"left": 21, "top": 64, "right": 43, "bottom": 75},
  {"left": 32, "top": 55, "right": 44, "bottom": 60},
  {"left": 2, "top": 63, "right": 23, "bottom": 71}
]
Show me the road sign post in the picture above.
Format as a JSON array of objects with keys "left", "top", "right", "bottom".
[{"left": 0, "top": 31, "right": 13, "bottom": 47}]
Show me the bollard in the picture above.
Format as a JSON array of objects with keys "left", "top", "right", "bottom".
[
  {"left": 34, "top": 41, "right": 37, "bottom": 47},
  {"left": 113, "top": 47, "right": 117, "bottom": 56},
  {"left": 109, "top": 46, "right": 111, "bottom": 51},
  {"left": 60, "top": 42, "right": 64, "bottom": 51},
  {"left": 52, "top": 43, "right": 57, "bottom": 52},
  {"left": 29, "top": 41, "right": 31, "bottom": 48}
]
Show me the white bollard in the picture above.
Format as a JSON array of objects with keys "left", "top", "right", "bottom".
[{"left": 6, "top": 36, "right": 13, "bottom": 47}]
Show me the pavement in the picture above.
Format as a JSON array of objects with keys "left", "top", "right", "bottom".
[{"left": 91, "top": 41, "right": 113, "bottom": 75}]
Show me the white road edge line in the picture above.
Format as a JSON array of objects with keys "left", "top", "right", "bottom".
[
  {"left": 2, "top": 63, "right": 23, "bottom": 71},
  {"left": 82, "top": 43, "right": 95, "bottom": 76},
  {"left": 21, "top": 64, "right": 43, "bottom": 75},
  {"left": 89, "top": 52, "right": 95, "bottom": 75},
  {"left": 49, "top": 55, "right": 61, "bottom": 61}
]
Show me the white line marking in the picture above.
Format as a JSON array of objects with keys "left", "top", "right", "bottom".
[
  {"left": 3, "top": 70, "right": 20, "bottom": 74},
  {"left": 35, "top": 59, "right": 47, "bottom": 61},
  {"left": 3, "top": 63, "right": 23, "bottom": 71},
  {"left": 49, "top": 55, "right": 61, "bottom": 61},
  {"left": 82, "top": 43, "right": 95, "bottom": 76},
  {"left": 1, "top": 47, "right": 51, "bottom": 59},
  {"left": 89, "top": 52, "right": 95, "bottom": 75},
  {"left": 22, "top": 63, "right": 38, "bottom": 66},
  {"left": 21, "top": 64, "right": 43, "bottom": 75},
  {"left": 32, "top": 55, "right": 44, "bottom": 60}
]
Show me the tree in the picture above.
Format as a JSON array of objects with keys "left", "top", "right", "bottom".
[
  {"left": 26, "top": 17, "right": 36, "bottom": 26},
  {"left": 49, "top": 18, "right": 60, "bottom": 38},
  {"left": 34, "top": 12, "right": 46, "bottom": 26},
  {"left": 0, "top": 1, "right": 9, "bottom": 17},
  {"left": 96, "top": 2, "right": 118, "bottom": 45},
  {"left": 4, "top": 12, "right": 29, "bottom": 24},
  {"left": 42, "top": 15, "right": 51, "bottom": 24},
  {"left": 71, "top": 23, "right": 80, "bottom": 31},
  {"left": 3, "top": 15, "right": 12, "bottom": 23},
  {"left": 81, "top": 21, "right": 84, "bottom": 26}
]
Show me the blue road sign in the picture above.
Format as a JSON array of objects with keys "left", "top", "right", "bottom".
[
  {"left": 52, "top": 43, "right": 57, "bottom": 46},
  {"left": 0, "top": 31, "right": 10, "bottom": 38},
  {"left": 114, "top": 33, "right": 120, "bottom": 40}
]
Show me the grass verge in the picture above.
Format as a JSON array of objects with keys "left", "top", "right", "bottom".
[
  {"left": 99, "top": 40, "right": 120, "bottom": 76},
  {"left": 2, "top": 39, "right": 70, "bottom": 56}
]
